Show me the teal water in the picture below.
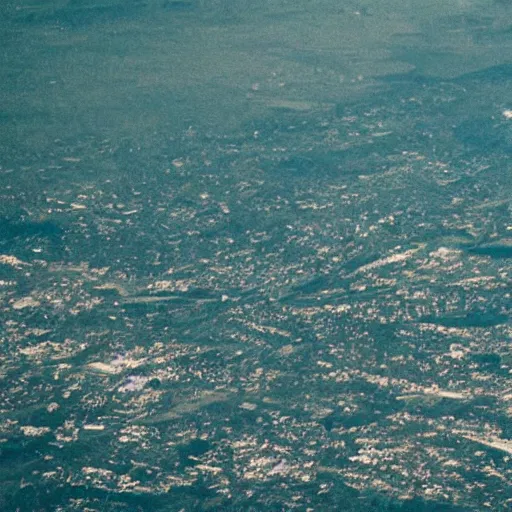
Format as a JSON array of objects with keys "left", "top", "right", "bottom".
[{"left": 1, "top": 1, "right": 511, "bottom": 510}]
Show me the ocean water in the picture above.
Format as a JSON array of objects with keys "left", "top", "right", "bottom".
[{"left": 0, "top": 0, "right": 511, "bottom": 510}]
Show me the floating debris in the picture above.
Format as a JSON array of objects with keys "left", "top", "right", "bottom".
[
  {"left": 12, "top": 296, "right": 40, "bottom": 310},
  {"left": 0, "top": 254, "right": 30, "bottom": 267}
]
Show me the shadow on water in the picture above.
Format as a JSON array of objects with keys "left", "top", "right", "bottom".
[
  {"left": 453, "top": 62, "right": 512, "bottom": 84},
  {"left": 452, "top": 116, "right": 512, "bottom": 154},
  {"left": 10, "top": 0, "right": 260, "bottom": 27},
  {"left": 0, "top": 216, "right": 63, "bottom": 244},
  {"left": 417, "top": 311, "right": 508, "bottom": 328},
  {"left": 11, "top": 0, "right": 148, "bottom": 27},
  {"left": 466, "top": 244, "right": 512, "bottom": 258}
]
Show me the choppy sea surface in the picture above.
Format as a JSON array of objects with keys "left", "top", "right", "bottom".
[{"left": 1, "top": 1, "right": 511, "bottom": 510}]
